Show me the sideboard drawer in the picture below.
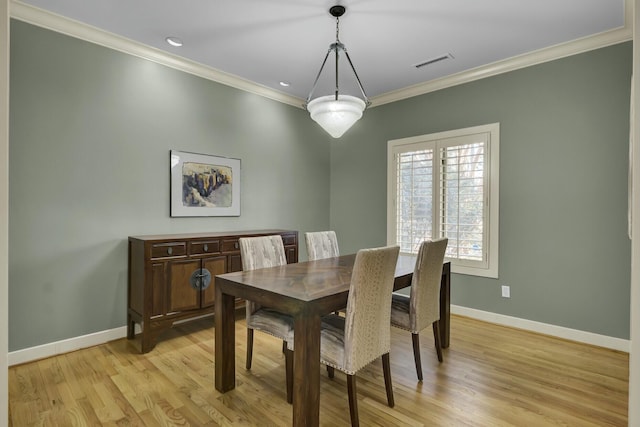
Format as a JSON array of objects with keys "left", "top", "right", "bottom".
[
  {"left": 222, "top": 238, "right": 240, "bottom": 253},
  {"left": 151, "top": 242, "right": 186, "bottom": 259},
  {"left": 190, "top": 240, "right": 221, "bottom": 255}
]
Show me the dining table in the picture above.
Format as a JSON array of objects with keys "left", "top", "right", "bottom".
[{"left": 214, "top": 253, "right": 451, "bottom": 427}]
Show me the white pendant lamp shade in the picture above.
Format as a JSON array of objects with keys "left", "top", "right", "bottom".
[{"left": 307, "top": 94, "right": 366, "bottom": 138}]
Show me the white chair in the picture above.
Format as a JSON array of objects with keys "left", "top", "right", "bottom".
[
  {"left": 239, "top": 235, "right": 294, "bottom": 401},
  {"left": 305, "top": 230, "right": 339, "bottom": 260},
  {"left": 301, "top": 245, "right": 400, "bottom": 426},
  {"left": 390, "top": 238, "right": 448, "bottom": 381}
]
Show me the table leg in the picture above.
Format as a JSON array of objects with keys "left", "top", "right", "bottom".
[
  {"left": 292, "top": 312, "right": 321, "bottom": 427},
  {"left": 215, "top": 284, "right": 236, "bottom": 392},
  {"left": 440, "top": 263, "right": 451, "bottom": 348}
]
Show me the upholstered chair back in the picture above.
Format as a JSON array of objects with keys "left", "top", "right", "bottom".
[
  {"left": 305, "top": 231, "right": 340, "bottom": 261},
  {"left": 342, "top": 245, "right": 399, "bottom": 374},
  {"left": 409, "top": 238, "right": 448, "bottom": 332},
  {"left": 239, "top": 235, "right": 287, "bottom": 315},
  {"left": 239, "top": 235, "right": 287, "bottom": 270}
]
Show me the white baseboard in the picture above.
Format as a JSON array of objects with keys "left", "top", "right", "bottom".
[
  {"left": 451, "top": 305, "right": 630, "bottom": 353},
  {"left": 8, "top": 326, "right": 128, "bottom": 366},
  {"left": 8, "top": 307, "right": 629, "bottom": 366}
]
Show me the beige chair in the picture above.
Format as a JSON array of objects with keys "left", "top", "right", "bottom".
[
  {"left": 239, "top": 235, "right": 294, "bottom": 400},
  {"left": 306, "top": 230, "right": 343, "bottom": 317},
  {"left": 299, "top": 245, "right": 400, "bottom": 426},
  {"left": 390, "top": 238, "right": 448, "bottom": 381},
  {"left": 305, "top": 230, "right": 340, "bottom": 260}
]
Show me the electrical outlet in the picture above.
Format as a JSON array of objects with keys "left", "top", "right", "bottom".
[{"left": 501, "top": 285, "right": 510, "bottom": 298}]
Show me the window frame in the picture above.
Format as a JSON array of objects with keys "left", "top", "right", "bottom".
[{"left": 387, "top": 123, "right": 500, "bottom": 278}]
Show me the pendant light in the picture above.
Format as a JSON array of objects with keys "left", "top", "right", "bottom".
[{"left": 305, "top": 5, "right": 370, "bottom": 138}]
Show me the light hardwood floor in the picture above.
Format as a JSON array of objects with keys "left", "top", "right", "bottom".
[{"left": 9, "top": 315, "right": 629, "bottom": 426}]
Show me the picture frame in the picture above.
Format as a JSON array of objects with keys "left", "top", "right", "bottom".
[{"left": 170, "top": 150, "right": 241, "bottom": 217}]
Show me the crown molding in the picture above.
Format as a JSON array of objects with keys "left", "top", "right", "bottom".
[
  {"left": 371, "top": 0, "right": 632, "bottom": 107},
  {"left": 371, "top": 24, "right": 632, "bottom": 107},
  {"left": 10, "top": 0, "right": 632, "bottom": 110},
  {"left": 9, "top": 0, "right": 304, "bottom": 108}
]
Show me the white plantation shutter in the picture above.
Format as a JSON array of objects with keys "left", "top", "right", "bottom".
[
  {"left": 439, "top": 136, "right": 487, "bottom": 266},
  {"left": 396, "top": 148, "right": 434, "bottom": 253},
  {"left": 388, "top": 124, "right": 499, "bottom": 278}
]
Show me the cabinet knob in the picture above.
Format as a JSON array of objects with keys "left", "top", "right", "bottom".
[
  {"left": 234, "top": 242, "right": 239, "bottom": 249},
  {"left": 204, "top": 244, "right": 208, "bottom": 252},
  {"left": 167, "top": 247, "right": 173, "bottom": 255}
]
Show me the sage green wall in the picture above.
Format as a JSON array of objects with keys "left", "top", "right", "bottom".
[
  {"left": 331, "top": 42, "right": 632, "bottom": 339},
  {"left": 8, "top": 21, "right": 330, "bottom": 351},
  {"left": 8, "top": 20, "right": 632, "bottom": 352}
]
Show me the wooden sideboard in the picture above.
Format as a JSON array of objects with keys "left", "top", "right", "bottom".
[{"left": 127, "top": 229, "right": 298, "bottom": 353}]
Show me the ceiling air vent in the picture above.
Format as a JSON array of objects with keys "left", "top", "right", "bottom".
[{"left": 414, "top": 53, "right": 454, "bottom": 69}]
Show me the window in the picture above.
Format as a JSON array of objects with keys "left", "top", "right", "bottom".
[{"left": 387, "top": 123, "right": 499, "bottom": 278}]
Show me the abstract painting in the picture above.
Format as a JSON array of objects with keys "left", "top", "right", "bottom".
[{"left": 170, "top": 150, "right": 241, "bottom": 217}]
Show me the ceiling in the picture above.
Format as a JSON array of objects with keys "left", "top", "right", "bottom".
[{"left": 11, "top": 0, "right": 628, "bottom": 106}]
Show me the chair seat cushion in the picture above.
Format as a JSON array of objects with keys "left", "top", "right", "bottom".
[
  {"left": 247, "top": 308, "right": 293, "bottom": 340},
  {"left": 390, "top": 293, "right": 411, "bottom": 331},
  {"left": 319, "top": 314, "right": 346, "bottom": 369}
]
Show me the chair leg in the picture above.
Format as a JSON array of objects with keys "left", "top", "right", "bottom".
[
  {"left": 347, "top": 374, "right": 359, "bottom": 427},
  {"left": 432, "top": 321, "right": 444, "bottom": 363},
  {"left": 246, "top": 328, "right": 254, "bottom": 370},
  {"left": 285, "top": 348, "right": 293, "bottom": 404},
  {"left": 382, "top": 353, "right": 394, "bottom": 408},
  {"left": 411, "top": 333, "right": 423, "bottom": 381},
  {"left": 327, "top": 365, "right": 335, "bottom": 379}
]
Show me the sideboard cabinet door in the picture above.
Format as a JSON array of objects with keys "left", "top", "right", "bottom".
[
  {"left": 167, "top": 259, "right": 201, "bottom": 313},
  {"left": 201, "top": 256, "right": 227, "bottom": 308}
]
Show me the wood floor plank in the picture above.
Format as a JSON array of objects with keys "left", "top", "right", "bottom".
[{"left": 9, "top": 314, "right": 628, "bottom": 426}]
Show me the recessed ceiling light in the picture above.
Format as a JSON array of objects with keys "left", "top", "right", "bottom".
[
  {"left": 279, "top": 81, "right": 291, "bottom": 87},
  {"left": 165, "top": 36, "right": 183, "bottom": 47}
]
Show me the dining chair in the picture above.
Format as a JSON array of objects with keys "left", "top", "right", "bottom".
[
  {"left": 305, "top": 230, "right": 339, "bottom": 260},
  {"left": 390, "top": 238, "right": 448, "bottom": 381},
  {"left": 239, "top": 235, "right": 294, "bottom": 401},
  {"left": 305, "top": 230, "right": 344, "bottom": 318},
  {"left": 288, "top": 245, "right": 400, "bottom": 426}
]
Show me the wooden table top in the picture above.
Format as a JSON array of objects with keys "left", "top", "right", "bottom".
[{"left": 215, "top": 253, "right": 417, "bottom": 303}]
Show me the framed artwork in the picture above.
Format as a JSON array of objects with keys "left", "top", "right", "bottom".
[{"left": 170, "top": 150, "right": 241, "bottom": 217}]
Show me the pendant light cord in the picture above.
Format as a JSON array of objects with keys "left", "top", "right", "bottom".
[
  {"left": 304, "top": 7, "right": 370, "bottom": 109},
  {"left": 334, "top": 15, "right": 340, "bottom": 100}
]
